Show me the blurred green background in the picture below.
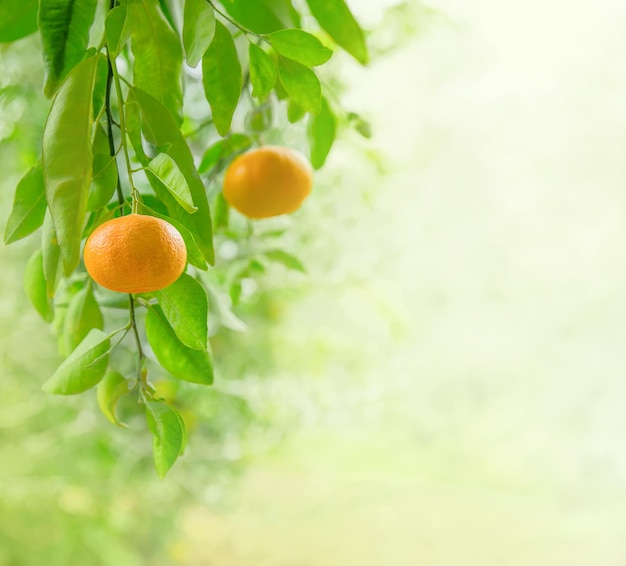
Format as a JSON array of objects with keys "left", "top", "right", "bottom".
[{"left": 4, "top": 0, "right": 626, "bottom": 564}]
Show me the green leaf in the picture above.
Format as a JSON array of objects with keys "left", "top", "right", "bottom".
[
  {"left": 97, "top": 371, "right": 130, "bottom": 427},
  {"left": 287, "top": 100, "right": 306, "bottom": 124},
  {"left": 127, "top": 87, "right": 215, "bottom": 264},
  {"left": 308, "top": 96, "right": 336, "bottom": 169},
  {"left": 248, "top": 43, "right": 277, "bottom": 99},
  {"left": 156, "top": 274, "right": 208, "bottom": 350},
  {"left": 269, "top": 29, "right": 332, "bottom": 67},
  {"left": 202, "top": 21, "right": 242, "bottom": 136},
  {"left": 204, "top": 282, "right": 247, "bottom": 332},
  {"left": 4, "top": 163, "right": 47, "bottom": 244},
  {"left": 39, "top": 0, "right": 98, "bottom": 97},
  {"left": 145, "top": 401, "right": 186, "bottom": 479},
  {"left": 264, "top": 249, "right": 306, "bottom": 272},
  {"left": 43, "top": 54, "right": 102, "bottom": 276},
  {"left": 62, "top": 282, "right": 104, "bottom": 355},
  {"left": 183, "top": 0, "right": 215, "bottom": 68},
  {"left": 198, "top": 134, "right": 253, "bottom": 174},
  {"left": 245, "top": 105, "right": 273, "bottom": 132},
  {"left": 277, "top": 57, "right": 322, "bottom": 114},
  {"left": 105, "top": 4, "right": 130, "bottom": 58},
  {"left": 91, "top": 54, "right": 109, "bottom": 121},
  {"left": 141, "top": 204, "right": 207, "bottom": 270},
  {"left": 41, "top": 211, "right": 61, "bottom": 299},
  {"left": 0, "top": 0, "right": 38, "bottom": 42},
  {"left": 128, "top": 0, "right": 183, "bottom": 124},
  {"left": 42, "top": 328, "right": 110, "bottom": 395},
  {"left": 220, "top": 0, "right": 287, "bottom": 33},
  {"left": 24, "top": 249, "right": 53, "bottom": 323},
  {"left": 213, "top": 192, "right": 229, "bottom": 230},
  {"left": 147, "top": 153, "right": 198, "bottom": 214},
  {"left": 305, "top": 0, "right": 368, "bottom": 65},
  {"left": 146, "top": 305, "right": 213, "bottom": 385},
  {"left": 88, "top": 125, "right": 118, "bottom": 211}
]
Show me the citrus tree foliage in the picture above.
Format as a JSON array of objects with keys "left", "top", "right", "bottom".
[{"left": 1, "top": 0, "right": 369, "bottom": 478}]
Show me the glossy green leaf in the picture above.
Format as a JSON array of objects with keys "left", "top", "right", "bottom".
[
  {"left": 287, "top": 100, "right": 306, "bottom": 124},
  {"left": 219, "top": 0, "right": 288, "bottom": 33},
  {"left": 105, "top": 4, "right": 129, "bottom": 57},
  {"left": 277, "top": 57, "right": 321, "bottom": 114},
  {"left": 4, "top": 163, "right": 47, "bottom": 244},
  {"left": 0, "top": 0, "right": 38, "bottom": 42},
  {"left": 147, "top": 153, "right": 197, "bottom": 214},
  {"left": 43, "top": 54, "right": 102, "bottom": 276},
  {"left": 305, "top": 0, "right": 368, "bottom": 65},
  {"left": 128, "top": 0, "right": 183, "bottom": 123},
  {"left": 42, "top": 329, "right": 110, "bottom": 395},
  {"left": 88, "top": 154, "right": 118, "bottom": 211},
  {"left": 145, "top": 401, "right": 186, "bottom": 479},
  {"left": 24, "top": 249, "right": 53, "bottom": 323},
  {"left": 156, "top": 273, "right": 208, "bottom": 350},
  {"left": 39, "top": 0, "right": 98, "bottom": 97},
  {"left": 269, "top": 29, "right": 332, "bottom": 67},
  {"left": 127, "top": 87, "right": 214, "bottom": 264},
  {"left": 41, "top": 211, "right": 61, "bottom": 299},
  {"left": 202, "top": 21, "right": 242, "bottom": 136},
  {"left": 264, "top": 249, "right": 306, "bottom": 272},
  {"left": 146, "top": 305, "right": 213, "bottom": 385},
  {"left": 141, "top": 204, "right": 207, "bottom": 270},
  {"left": 248, "top": 43, "right": 277, "bottom": 99},
  {"left": 198, "top": 134, "right": 253, "bottom": 174},
  {"left": 97, "top": 371, "right": 130, "bottom": 427},
  {"left": 308, "top": 96, "right": 336, "bottom": 168},
  {"left": 62, "top": 282, "right": 104, "bottom": 355},
  {"left": 183, "top": 0, "right": 215, "bottom": 67}
]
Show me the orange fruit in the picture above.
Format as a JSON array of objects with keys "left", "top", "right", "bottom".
[
  {"left": 223, "top": 146, "right": 313, "bottom": 219},
  {"left": 84, "top": 214, "right": 187, "bottom": 294}
]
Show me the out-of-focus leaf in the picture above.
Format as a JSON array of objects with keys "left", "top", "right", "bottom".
[
  {"left": 308, "top": 96, "right": 336, "bottom": 168},
  {"left": 62, "top": 282, "right": 104, "bottom": 356},
  {"left": 245, "top": 105, "right": 273, "bottom": 132},
  {"left": 24, "top": 249, "right": 53, "bottom": 323},
  {"left": 41, "top": 211, "right": 61, "bottom": 298},
  {"left": 213, "top": 192, "right": 229, "bottom": 230},
  {"left": 97, "top": 371, "right": 130, "bottom": 427},
  {"left": 4, "top": 163, "right": 47, "bottom": 244},
  {"left": 269, "top": 29, "right": 332, "bottom": 67},
  {"left": 146, "top": 305, "right": 214, "bottom": 385},
  {"left": 277, "top": 57, "right": 321, "bottom": 114},
  {"left": 43, "top": 54, "right": 102, "bottom": 276},
  {"left": 105, "top": 4, "right": 129, "bottom": 57},
  {"left": 264, "top": 249, "right": 306, "bottom": 272},
  {"left": 198, "top": 134, "right": 252, "bottom": 174},
  {"left": 39, "top": 0, "right": 98, "bottom": 97},
  {"left": 202, "top": 21, "right": 242, "bottom": 136},
  {"left": 305, "top": 0, "right": 368, "bottom": 65},
  {"left": 145, "top": 401, "right": 186, "bottom": 479},
  {"left": 287, "top": 100, "right": 306, "bottom": 124},
  {"left": 156, "top": 273, "right": 208, "bottom": 350},
  {"left": 0, "top": 0, "right": 38, "bottom": 42},
  {"left": 42, "top": 329, "right": 110, "bottom": 395},
  {"left": 128, "top": 0, "right": 183, "bottom": 123},
  {"left": 204, "top": 281, "right": 247, "bottom": 332},
  {"left": 248, "top": 43, "right": 277, "bottom": 99},
  {"left": 183, "top": 0, "right": 215, "bottom": 67},
  {"left": 147, "top": 153, "right": 197, "bottom": 214}
]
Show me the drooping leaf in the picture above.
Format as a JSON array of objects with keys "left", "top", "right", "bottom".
[
  {"left": 24, "top": 249, "right": 53, "bottom": 323},
  {"left": 202, "top": 21, "right": 242, "bottom": 136},
  {"left": 39, "top": 0, "right": 98, "bottom": 96},
  {"left": 287, "top": 100, "right": 306, "bottom": 124},
  {"left": 146, "top": 305, "right": 213, "bottom": 385},
  {"left": 88, "top": 124, "right": 118, "bottom": 211},
  {"left": 127, "top": 87, "right": 215, "bottom": 264},
  {"left": 268, "top": 29, "right": 332, "bottom": 67},
  {"left": 0, "top": 0, "right": 38, "bottom": 42},
  {"left": 156, "top": 273, "right": 208, "bottom": 350},
  {"left": 245, "top": 105, "right": 273, "bottom": 132},
  {"left": 92, "top": 54, "right": 108, "bottom": 120},
  {"left": 264, "top": 249, "right": 306, "bottom": 272},
  {"left": 277, "top": 57, "right": 321, "bottom": 114},
  {"left": 308, "top": 96, "right": 336, "bottom": 168},
  {"left": 248, "top": 43, "right": 277, "bottom": 99},
  {"left": 41, "top": 210, "right": 61, "bottom": 299},
  {"left": 305, "top": 0, "right": 368, "bottom": 65},
  {"left": 62, "top": 282, "right": 104, "bottom": 355},
  {"left": 182, "top": 0, "right": 215, "bottom": 67},
  {"left": 145, "top": 401, "right": 186, "bottom": 479},
  {"left": 97, "top": 371, "right": 130, "bottom": 427},
  {"left": 105, "top": 4, "right": 130, "bottom": 57},
  {"left": 147, "top": 153, "right": 197, "bottom": 214},
  {"left": 4, "top": 163, "right": 47, "bottom": 244},
  {"left": 198, "top": 134, "right": 253, "bottom": 174},
  {"left": 127, "top": 0, "right": 183, "bottom": 123},
  {"left": 42, "top": 328, "right": 110, "bottom": 395},
  {"left": 220, "top": 0, "right": 299, "bottom": 33},
  {"left": 43, "top": 54, "right": 102, "bottom": 276}
]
